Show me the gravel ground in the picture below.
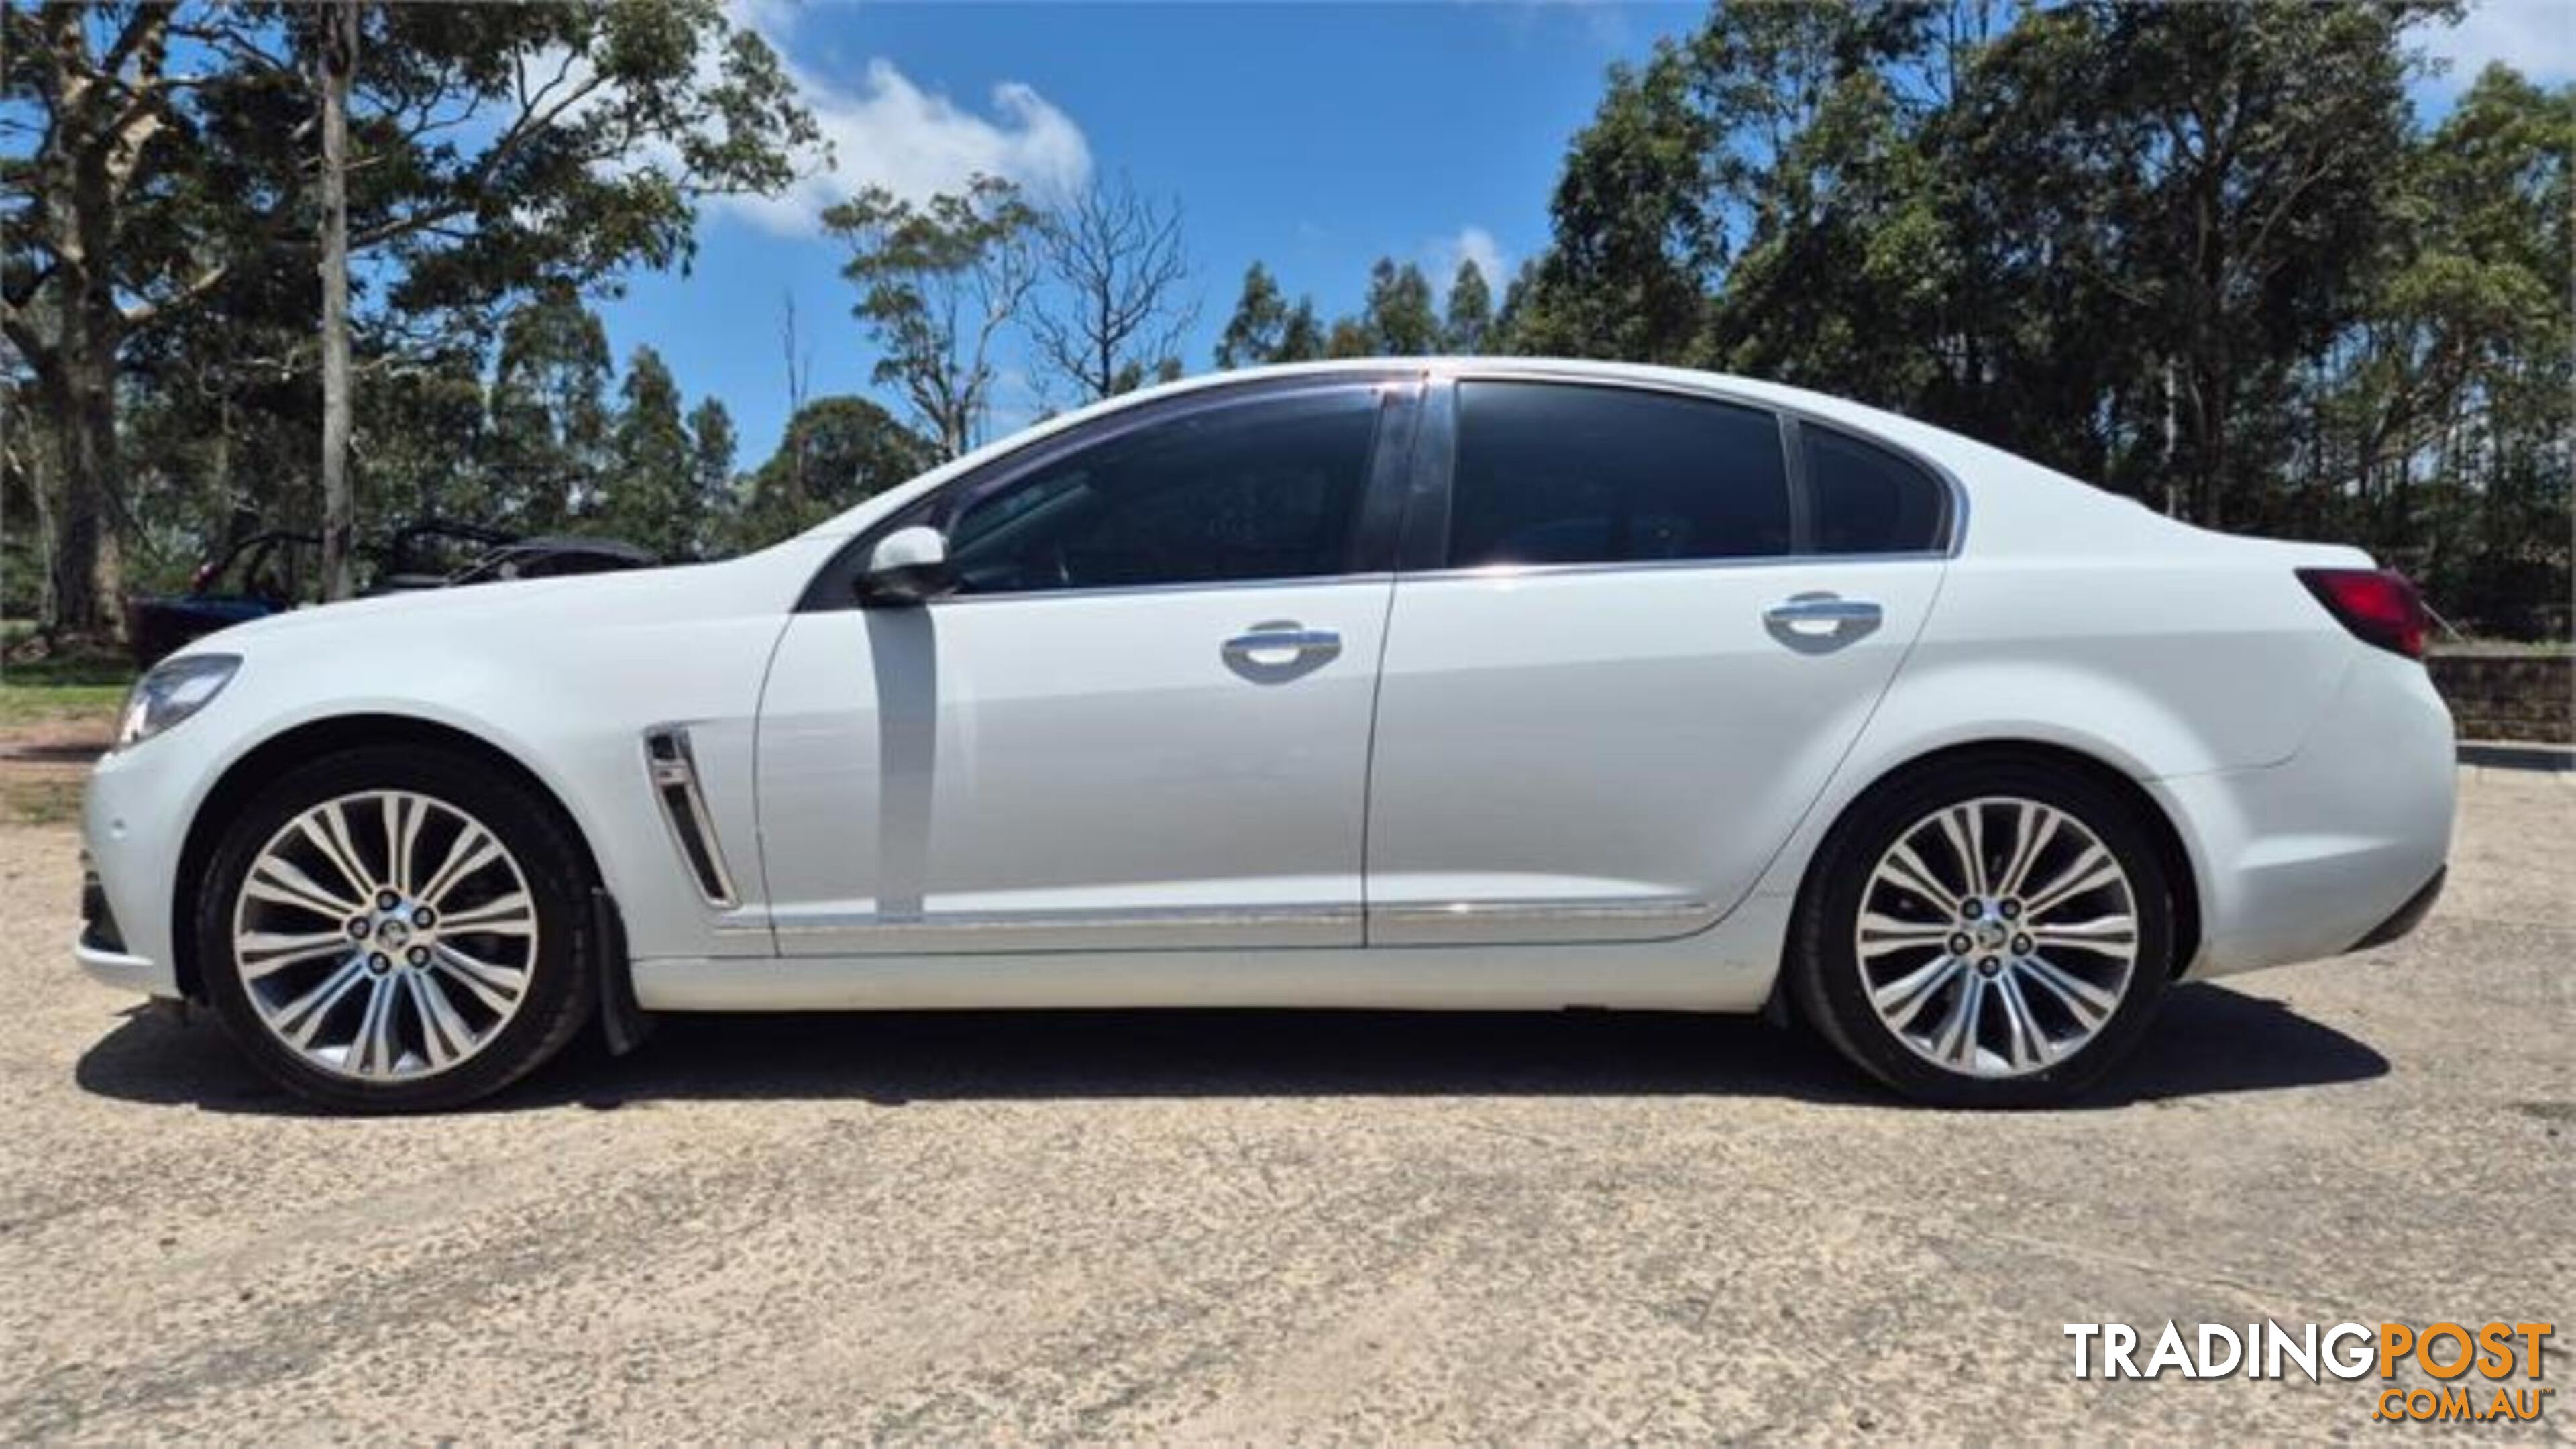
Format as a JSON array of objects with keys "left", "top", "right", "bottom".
[{"left": 1, "top": 767, "right": 2569, "bottom": 1444}]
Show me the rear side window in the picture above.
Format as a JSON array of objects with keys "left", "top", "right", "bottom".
[
  {"left": 1446, "top": 382, "right": 1792, "bottom": 568},
  {"left": 1805, "top": 426, "right": 1947, "bottom": 555}
]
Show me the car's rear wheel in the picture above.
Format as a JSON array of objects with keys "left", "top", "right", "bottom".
[
  {"left": 1789, "top": 757, "right": 2176, "bottom": 1107},
  {"left": 195, "top": 745, "right": 596, "bottom": 1112}
]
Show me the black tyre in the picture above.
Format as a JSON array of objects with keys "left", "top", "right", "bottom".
[
  {"left": 1788, "top": 756, "right": 2176, "bottom": 1108},
  {"left": 194, "top": 745, "right": 597, "bottom": 1112}
]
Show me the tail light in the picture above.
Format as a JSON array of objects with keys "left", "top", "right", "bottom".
[{"left": 2296, "top": 567, "right": 2427, "bottom": 660}]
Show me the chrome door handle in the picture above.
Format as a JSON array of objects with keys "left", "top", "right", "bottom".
[
  {"left": 1222, "top": 625, "right": 1342, "bottom": 662},
  {"left": 1763, "top": 596, "right": 1882, "bottom": 626}
]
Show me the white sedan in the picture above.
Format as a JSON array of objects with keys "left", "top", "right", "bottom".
[{"left": 78, "top": 360, "right": 2456, "bottom": 1110}]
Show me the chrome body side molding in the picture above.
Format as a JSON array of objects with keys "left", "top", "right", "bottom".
[{"left": 1368, "top": 894, "right": 1719, "bottom": 946}]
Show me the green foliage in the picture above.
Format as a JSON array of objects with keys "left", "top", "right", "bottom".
[
  {"left": 822, "top": 175, "right": 1041, "bottom": 460},
  {"left": 1361, "top": 258, "right": 1440, "bottom": 354},
  {"left": 600, "top": 346, "right": 697, "bottom": 560},
  {"left": 1214, "top": 262, "right": 1331, "bottom": 368},
  {"left": 0, "top": 0, "right": 818, "bottom": 635},
  {"left": 1216, "top": 263, "right": 1289, "bottom": 368},
  {"left": 733, "top": 395, "right": 937, "bottom": 550},
  {"left": 1277, "top": 298, "right": 1326, "bottom": 363},
  {"left": 1482, "top": 0, "right": 2563, "bottom": 637},
  {"left": 1443, "top": 260, "right": 1494, "bottom": 354}
]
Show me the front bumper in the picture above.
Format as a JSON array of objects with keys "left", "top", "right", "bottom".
[
  {"left": 76, "top": 737, "right": 203, "bottom": 1001},
  {"left": 76, "top": 941, "right": 176, "bottom": 996},
  {"left": 78, "top": 853, "right": 180, "bottom": 997}
]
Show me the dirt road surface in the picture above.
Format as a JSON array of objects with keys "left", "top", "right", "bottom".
[{"left": 3, "top": 768, "right": 2569, "bottom": 1442}]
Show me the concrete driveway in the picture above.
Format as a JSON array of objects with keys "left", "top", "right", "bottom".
[{"left": 2, "top": 768, "right": 2569, "bottom": 1442}]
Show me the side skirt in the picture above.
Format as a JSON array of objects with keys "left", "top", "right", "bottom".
[{"left": 631, "top": 892, "right": 1798, "bottom": 1015}]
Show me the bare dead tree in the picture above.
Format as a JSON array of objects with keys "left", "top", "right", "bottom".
[{"left": 1026, "top": 174, "right": 1198, "bottom": 405}]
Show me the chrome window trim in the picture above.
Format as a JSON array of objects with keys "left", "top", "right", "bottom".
[
  {"left": 914, "top": 570, "right": 1396, "bottom": 608},
  {"left": 1390, "top": 550, "right": 1949, "bottom": 588},
  {"left": 1432, "top": 363, "right": 1970, "bottom": 561}
]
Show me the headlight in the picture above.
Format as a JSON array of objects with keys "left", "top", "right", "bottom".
[{"left": 115, "top": 654, "right": 240, "bottom": 751}]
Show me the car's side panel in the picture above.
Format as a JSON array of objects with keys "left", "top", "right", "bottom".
[
  {"left": 754, "top": 578, "right": 1394, "bottom": 954},
  {"left": 1364, "top": 558, "right": 1943, "bottom": 943},
  {"left": 83, "top": 544, "right": 834, "bottom": 982},
  {"left": 1890, "top": 556, "right": 2359, "bottom": 776},
  {"left": 1731, "top": 543, "right": 2396, "bottom": 983}
]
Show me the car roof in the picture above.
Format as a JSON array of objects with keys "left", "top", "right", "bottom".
[{"left": 797, "top": 356, "right": 2197, "bottom": 559}]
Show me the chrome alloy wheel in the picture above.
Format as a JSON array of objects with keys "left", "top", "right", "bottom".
[
  {"left": 229, "top": 790, "right": 539, "bottom": 1081},
  {"left": 1854, "top": 797, "right": 2140, "bottom": 1079}
]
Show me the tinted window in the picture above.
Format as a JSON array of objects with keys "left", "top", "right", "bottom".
[
  {"left": 1446, "top": 382, "right": 1792, "bottom": 568},
  {"left": 1807, "top": 427, "right": 1946, "bottom": 554},
  {"left": 945, "top": 389, "right": 1381, "bottom": 595}
]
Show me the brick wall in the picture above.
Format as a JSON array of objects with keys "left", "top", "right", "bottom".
[{"left": 2427, "top": 649, "right": 2573, "bottom": 743}]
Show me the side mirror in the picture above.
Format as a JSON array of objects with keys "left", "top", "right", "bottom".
[{"left": 855, "top": 525, "right": 953, "bottom": 606}]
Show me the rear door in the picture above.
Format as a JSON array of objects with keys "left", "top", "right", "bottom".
[{"left": 1364, "top": 376, "right": 1950, "bottom": 945}]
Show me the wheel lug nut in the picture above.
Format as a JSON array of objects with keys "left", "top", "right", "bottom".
[
  {"left": 1977, "top": 955, "right": 2001, "bottom": 977},
  {"left": 406, "top": 945, "right": 430, "bottom": 967},
  {"left": 376, "top": 890, "right": 400, "bottom": 910},
  {"left": 1947, "top": 933, "right": 1972, "bottom": 955},
  {"left": 2000, "top": 900, "right": 2021, "bottom": 919},
  {"left": 366, "top": 952, "right": 390, "bottom": 973},
  {"left": 2012, "top": 934, "right": 2033, "bottom": 955},
  {"left": 346, "top": 917, "right": 370, "bottom": 938},
  {"left": 1960, "top": 900, "right": 1982, "bottom": 920},
  {"left": 413, "top": 907, "right": 435, "bottom": 928}
]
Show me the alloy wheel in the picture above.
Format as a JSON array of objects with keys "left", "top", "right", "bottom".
[
  {"left": 1854, "top": 796, "right": 2140, "bottom": 1079},
  {"left": 229, "top": 790, "right": 539, "bottom": 1081}
]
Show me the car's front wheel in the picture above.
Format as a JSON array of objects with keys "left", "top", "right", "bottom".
[
  {"left": 1788, "top": 757, "right": 2176, "bottom": 1107},
  {"left": 195, "top": 745, "right": 596, "bottom": 1112}
]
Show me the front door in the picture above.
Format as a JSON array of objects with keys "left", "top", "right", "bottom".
[{"left": 757, "top": 380, "right": 1417, "bottom": 955}]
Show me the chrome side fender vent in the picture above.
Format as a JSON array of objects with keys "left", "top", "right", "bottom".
[{"left": 643, "top": 725, "right": 739, "bottom": 908}]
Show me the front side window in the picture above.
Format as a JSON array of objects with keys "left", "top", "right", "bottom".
[
  {"left": 1446, "top": 382, "right": 1792, "bottom": 568},
  {"left": 944, "top": 388, "right": 1383, "bottom": 596},
  {"left": 1805, "top": 425, "right": 1947, "bottom": 555}
]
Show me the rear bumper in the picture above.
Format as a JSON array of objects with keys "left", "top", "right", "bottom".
[
  {"left": 2349, "top": 866, "right": 2445, "bottom": 953},
  {"left": 2156, "top": 651, "right": 2455, "bottom": 980}
]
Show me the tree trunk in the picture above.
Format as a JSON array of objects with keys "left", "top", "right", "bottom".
[
  {"left": 317, "top": 0, "right": 359, "bottom": 601},
  {"left": 44, "top": 342, "right": 116, "bottom": 639}
]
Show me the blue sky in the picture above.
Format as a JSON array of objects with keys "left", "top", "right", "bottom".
[{"left": 596, "top": 0, "right": 2573, "bottom": 470}]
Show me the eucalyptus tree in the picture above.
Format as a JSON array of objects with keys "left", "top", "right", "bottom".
[
  {"left": 1, "top": 0, "right": 820, "bottom": 629},
  {"left": 824, "top": 174, "right": 1041, "bottom": 460}
]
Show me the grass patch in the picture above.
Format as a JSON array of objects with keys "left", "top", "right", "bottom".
[
  {"left": 0, "top": 652, "right": 135, "bottom": 688},
  {"left": 0, "top": 682, "right": 125, "bottom": 730},
  {"left": 0, "top": 775, "right": 84, "bottom": 827}
]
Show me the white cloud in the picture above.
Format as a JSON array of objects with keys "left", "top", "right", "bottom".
[
  {"left": 713, "top": 8, "right": 1093, "bottom": 235},
  {"left": 2415, "top": 0, "right": 2576, "bottom": 89},
  {"left": 1429, "top": 226, "right": 1509, "bottom": 292}
]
